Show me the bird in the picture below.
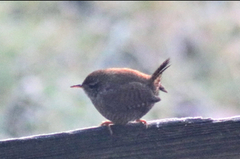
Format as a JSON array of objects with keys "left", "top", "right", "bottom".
[{"left": 71, "top": 58, "right": 170, "bottom": 126}]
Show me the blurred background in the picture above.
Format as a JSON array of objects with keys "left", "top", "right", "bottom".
[{"left": 0, "top": 1, "right": 240, "bottom": 139}]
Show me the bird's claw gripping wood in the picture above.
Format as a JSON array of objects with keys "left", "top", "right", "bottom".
[
  {"left": 135, "top": 119, "right": 148, "bottom": 128},
  {"left": 101, "top": 121, "right": 113, "bottom": 126},
  {"left": 101, "top": 121, "right": 114, "bottom": 135}
]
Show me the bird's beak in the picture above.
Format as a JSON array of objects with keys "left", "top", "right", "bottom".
[
  {"left": 70, "top": 84, "right": 83, "bottom": 88},
  {"left": 159, "top": 85, "right": 167, "bottom": 93}
]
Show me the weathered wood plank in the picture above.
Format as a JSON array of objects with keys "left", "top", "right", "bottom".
[{"left": 1, "top": 117, "right": 240, "bottom": 159}]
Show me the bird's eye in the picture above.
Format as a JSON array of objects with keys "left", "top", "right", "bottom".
[{"left": 88, "top": 81, "right": 98, "bottom": 89}]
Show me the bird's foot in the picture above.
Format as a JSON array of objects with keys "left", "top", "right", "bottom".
[
  {"left": 101, "top": 121, "right": 113, "bottom": 126},
  {"left": 135, "top": 119, "right": 148, "bottom": 128},
  {"left": 101, "top": 121, "right": 113, "bottom": 135}
]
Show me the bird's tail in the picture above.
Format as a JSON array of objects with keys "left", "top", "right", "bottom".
[{"left": 149, "top": 58, "right": 170, "bottom": 92}]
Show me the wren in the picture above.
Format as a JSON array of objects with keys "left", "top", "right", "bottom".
[{"left": 71, "top": 58, "right": 170, "bottom": 125}]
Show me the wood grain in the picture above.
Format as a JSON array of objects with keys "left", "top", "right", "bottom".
[{"left": 1, "top": 117, "right": 240, "bottom": 159}]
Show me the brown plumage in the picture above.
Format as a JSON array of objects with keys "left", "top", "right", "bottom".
[{"left": 71, "top": 58, "right": 170, "bottom": 125}]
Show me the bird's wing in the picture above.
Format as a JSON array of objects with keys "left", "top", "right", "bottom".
[{"left": 98, "top": 82, "right": 160, "bottom": 112}]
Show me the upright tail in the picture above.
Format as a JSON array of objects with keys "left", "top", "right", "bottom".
[{"left": 149, "top": 58, "right": 170, "bottom": 87}]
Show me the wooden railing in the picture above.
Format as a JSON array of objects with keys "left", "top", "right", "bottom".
[{"left": 1, "top": 117, "right": 240, "bottom": 159}]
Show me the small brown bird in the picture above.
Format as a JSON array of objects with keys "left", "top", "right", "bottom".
[{"left": 71, "top": 59, "right": 170, "bottom": 126}]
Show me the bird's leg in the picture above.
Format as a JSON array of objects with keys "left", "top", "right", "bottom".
[
  {"left": 135, "top": 119, "right": 148, "bottom": 128},
  {"left": 101, "top": 121, "right": 113, "bottom": 135}
]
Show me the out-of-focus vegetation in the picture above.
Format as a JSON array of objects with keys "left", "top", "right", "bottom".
[{"left": 0, "top": 1, "right": 240, "bottom": 139}]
